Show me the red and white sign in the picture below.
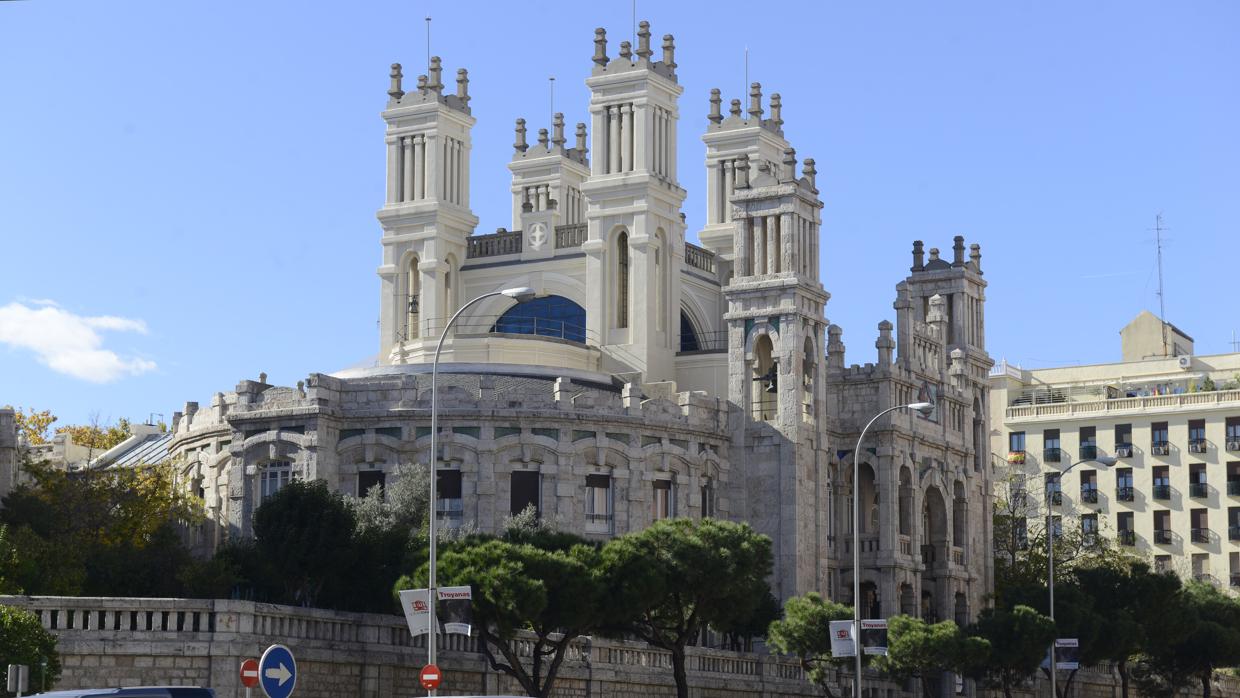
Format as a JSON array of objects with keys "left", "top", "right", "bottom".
[
  {"left": 240, "top": 658, "right": 260, "bottom": 688},
  {"left": 419, "top": 664, "right": 442, "bottom": 690}
]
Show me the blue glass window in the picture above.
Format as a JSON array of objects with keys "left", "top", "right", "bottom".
[{"left": 492, "top": 295, "right": 586, "bottom": 343}]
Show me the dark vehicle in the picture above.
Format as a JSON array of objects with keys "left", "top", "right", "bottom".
[{"left": 28, "top": 688, "right": 214, "bottom": 698}]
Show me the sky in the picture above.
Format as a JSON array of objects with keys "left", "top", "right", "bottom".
[{"left": 1, "top": 1, "right": 1237, "bottom": 428}]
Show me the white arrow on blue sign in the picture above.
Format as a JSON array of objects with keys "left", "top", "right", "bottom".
[{"left": 259, "top": 644, "right": 297, "bottom": 698}]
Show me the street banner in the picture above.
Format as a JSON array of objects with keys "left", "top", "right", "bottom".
[
  {"left": 1055, "top": 638, "right": 1080, "bottom": 670},
  {"left": 438, "top": 585, "right": 473, "bottom": 636},
  {"left": 860, "top": 619, "right": 889, "bottom": 655},
  {"left": 829, "top": 620, "right": 855, "bottom": 658},
  {"left": 398, "top": 588, "right": 431, "bottom": 637}
]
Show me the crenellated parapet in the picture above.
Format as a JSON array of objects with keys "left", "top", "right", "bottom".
[
  {"left": 590, "top": 22, "right": 677, "bottom": 82},
  {"left": 385, "top": 58, "right": 471, "bottom": 114}
]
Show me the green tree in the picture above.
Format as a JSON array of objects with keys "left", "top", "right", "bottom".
[
  {"left": 253, "top": 479, "right": 356, "bottom": 607},
  {"left": 0, "top": 525, "right": 21, "bottom": 594},
  {"left": 0, "top": 605, "right": 61, "bottom": 697},
  {"left": 715, "top": 589, "right": 781, "bottom": 652},
  {"left": 1135, "top": 582, "right": 1240, "bottom": 698},
  {"left": 598, "top": 518, "right": 774, "bottom": 698},
  {"left": 401, "top": 534, "right": 604, "bottom": 698},
  {"left": 767, "top": 592, "right": 856, "bottom": 698},
  {"left": 875, "top": 615, "right": 989, "bottom": 698},
  {"left": 967, "top": 605, "right": 1055, "bottom": 698}
]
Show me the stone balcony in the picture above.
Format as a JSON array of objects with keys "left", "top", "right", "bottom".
[{"left": 1005, "top": 388, "right": 1240, "bottom": 422}]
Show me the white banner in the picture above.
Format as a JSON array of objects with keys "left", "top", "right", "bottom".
[
  {"left": 829, "top": 620, "right": 855, "bottom": 658},
  {"left": 860, "top": 619, "right": 889, "bottom": 656},
  {"left": 438, "top": 585, "right": 473, "bottom": 636},
  {"left": 398, "top": 588, "right": 431, "bottom": 637}
]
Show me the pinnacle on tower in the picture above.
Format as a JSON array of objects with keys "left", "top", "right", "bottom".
[
  {"left": 575, "top": 122, "right": 587, "bottom": 151},
  {"left": 456, "top": 68, "right": 470, "bottom": 106},
  {"left": 748, "top": 82, "right": 763, "bottom": 119},
  {"left": 514, "top": 118, "right": 528, "bottom": 153},
  {"left": 593, "top": 28, "right": 608, "bottom": 66},
  {"left": 662, "top": 34, "right": 677, "bottom": 69},
  {"left": 388, "top": 63, "right": 404, "bottom": 100},
  {"left": 802, "top": 158, "right": 817, "bottom": 192},
  {"left": 428, "top": 56, "right": 443, "bottom": 93},
  {"left": 619, "top": 41, "right": 632, "bottom": 60},
  {"left": 708, "top": 89, "right": 723, "bottom": 124},
  {"left": 552, "top": 113, "right": 566, "bottom": 147},
  {"left": 636, "top": 21, "right": 652, "bottom": 60},
  {"left": 769, "top": 93, "right": 783, "bottom": 129},
  {"left": 730, "top": 99, "right": 742, "bottom": 117}
]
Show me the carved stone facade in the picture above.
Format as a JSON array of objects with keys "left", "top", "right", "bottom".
[{"left": 164, "top": 19, "right": 994, "bottom": 617}]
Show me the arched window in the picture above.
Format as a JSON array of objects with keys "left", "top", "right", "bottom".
[
  {"left": 679, "top": 310, "right": 700, "bottom": 352},
  {"left": 405, "top": 256, "right": 420, "bottom": 339},
  {"left": 616, "top": 231, "right": 630, "bottom": 328},
  {"left": 492, "top": 295, "right": 587, "bottom": 343}
]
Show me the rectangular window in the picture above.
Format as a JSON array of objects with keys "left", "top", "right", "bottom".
[
  {"left": 1080, "top": 470, "right": 1098, "bottom": 503},
  {"left": 260, "top": 461, "right": 292, "bottom": 502},
  {"left": 1153, "top": 466, "right": 1171, "bottom": 500},
  {"left": 1227, "top": 417, "right": 1240, "bottom": 448},
  {"left": 1154, "top": 510, "right": 1171, "bottom": 544},
  {"left": 1230, "top": 507, "right": 1240, "bottom": 541},
  {"left": 1044, "top": 429, "right": 1061, "bottom": 462},
  {"left": 1191, "top": 508, "right": 1209, "bottom": 543},
  {"left": 1082, "top": 513, "right": 1098, "bottom": 537},
  {"left": 1231, "top": 552, "right": 1240, "bottom": 588},
  {"left": 1080, "top": 426, "right": 1097, "bottom": 460},
  {"left": 357, "top": 469, "right": 386, "bottom": 498},
  {"left": 1192, "top": 553, "right": 1209, "bottom": 581},
  {"left": 1051, "top": 515, "right": 1063, "bottom": 539},
  {"left": 1045, "top": 473, "right": 1062, "bottom": 506},
  {"left": 1230, "top": 463, "right": 1240, "bottom": 496},
  {"left": 585, "top": 473, "right": 613, "bottom": 533},
  {"left": 653, "top": 479, "right": 675, "bottom": 520},
  {"left": 510, "top": 471, "right": 541, "bottom": 518},
  {"left": 1189, "top": 419, "right": 1207, "bottom": 453},
  {"left": 1190, "top": 463, "right": 1208, "bottom": 498},
  {"left": 1009, "top": 431, "right": 1026, "bottom": 453},
  {"left": 1152, "top": 422, "right": 1169, "bottom": 453},
  {"left": 438, "top": 469, "right": 463, "bottom": 524},
  {"left": 1155, "top": 555, "right": 1171, "bottom": 573},
  {"left": 1014, "top": 518, "right": 1028, "bottom": 549},
  {"left": 1115, "top": 423, "right": 1133, "bottom": 454},
  {"left": 1117, "top": 512, "right": 1135, "bottom": 546},
  {"left": 1116, "top": 468, "right": 1134, "bottom": 502},
  {"left": 700, "top": 477, "right": 717, "bottom": 518}
]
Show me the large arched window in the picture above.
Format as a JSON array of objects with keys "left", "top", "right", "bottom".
[
  {"left": 679, "top": 310, "right": 700, "bottom": 352},
  {"left": 616, "top": 231, "right": 630, "bottom": 328},
  {"left": 404, "top": 256, "right": 420, "bottom": 339},
  {"left": 492, "top": 295, "right": 587, "bottom": 343}
]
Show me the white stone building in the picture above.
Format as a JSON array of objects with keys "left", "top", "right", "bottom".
[
  {"left": 165, "top": 20, "right": 995, "bottom": 620},
  {"left": 990, "top": 312, "right": 1240, "bottom": 592}
]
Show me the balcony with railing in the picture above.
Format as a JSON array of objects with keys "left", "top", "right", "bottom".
[
  {"left": 1080, "top": 445, "right": 1098, "bottom": 460},
  {"left": 1230, "top": 525, "right": 1240, "bottom": 541},
  {"left": 466, "top": 228, "right": 523, "bottom": 258},
  {"left": 1153, "top": 485, "right": 1172, "bottom": 500},
  {"left": 1189, "top": 482, "right": 1209, "bottom": 499},
  {"left": 684, "top": 242, "right": 716, "bottom": 273},
  {"left": 1230, "top": 481, "right": 1240, "bottom": 496},
  {"left": 1189, "top": 439, "right": 1209, "bottom": 454},
  {"left": 1191, "top": 528, "right": 1211, "bottom": 544},
  {"left": 555, "top": 223, "right": 587, "bottom": 249},
  {"left": 1154, "top": 529, "right": 1173, "bottom": 544},
  {"left": 1228, "top": 438, "right": 1240, "bottom": 452},
  {"left": 1115, "top": 443, "right": 1134, "bottom": 458},
  {"left": 1195, "top": 573, "right": 1218, "bottom": 585},
  {"left": 585, "top": 512, "right": 613, "bottom": 535},
  {"left": 1116, "top": 486, "right": 1135, "bottom": 502},
  {"left": 678, "top": 330, "right": 728, "bottom": 354},
  {"left": 1007, "top": 451, "right": 1027, "bottom": 465},
  {"left": 1006, "top": 388, "right": 1240, "bottom": 421},
  {"left": 1048, "top": 491, "right": 1063, "bottom": 506},
  {"left": 1043, "top": 448, "right": 1064, "bottom": 464},
  {"left": 951, "top": 547, "right": 965, "bottom": 566},
  {"left": 1151, "top": 441, "right": 1171, "bottom": 456},
  {"left": 1118, "top": 530, "right": 1136, "bottom": 546},
  {"left": 1080, "top": 487, "right": 1099, "bottom": 504}
]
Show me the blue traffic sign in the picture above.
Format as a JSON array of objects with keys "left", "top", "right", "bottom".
[{"left": 259, "top": 644, "right": 296, "bottom": 698}]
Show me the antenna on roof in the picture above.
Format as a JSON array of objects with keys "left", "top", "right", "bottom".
[
  {"left": 1230, "top": 330, "right": 1239, "bottom": 353},
  {"left": 1153, "top": 213, "right": 1168, "bottom": 357},
  {"left": 549, "top": 76, "right": 555, "bottom": 127},
  {"left": 425, "top": 16, "right": 432, "bottom": 73},
  {"left": 744, "top": 46, "right": 749, "bottom": 111}
]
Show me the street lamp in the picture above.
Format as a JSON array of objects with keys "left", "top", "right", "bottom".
[
  {"left": 1045, "top": 454, "right": 1116, "bottom": 698},
  {"left": 852, "top": 401, "right": 934, "bottom": 698},
  {"left": 426, "top": 286, "right": 537, "bottom": 690}
]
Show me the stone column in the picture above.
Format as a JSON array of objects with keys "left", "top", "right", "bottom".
[
  {"left": 781, "top": 212, "right": 795, "bottom": 274},
  {"left": 413, "top": 136, "right": 424, "bottom": 200},
  {"left": 767, "top": 215, "right": 779, "bottom": 274},
  {"left": 754, "top": 215, "right": 766, "bottom": 275},
  {"left": 620, "top": 104, "right": 633, "bottom": 172},
  {"left": 608, "top": 106, "right": 621, "bottom": 173},
  {"left": 722, "top": 161, "right": 734, "bottom": 222},
  {"left": 385, "top": 137, "right": 399, "bottom": 204},
  {"left": 401, "top": 136, "right": 414, "bottom": 202}
]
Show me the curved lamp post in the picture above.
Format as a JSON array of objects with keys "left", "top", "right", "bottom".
[
  {"left": 853, "top": 401, "right": 934, "bottom": 698},
  {"left": 1045, "top": 455, "right": 1116, "bottom": 698},
  {"left": 426, "top": 286, "right": 537, "bottom": 688}
]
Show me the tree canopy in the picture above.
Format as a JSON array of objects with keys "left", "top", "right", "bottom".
[
  {"left": 876, "top": 616, "right": 988, "bottom": 698},
  {"left": 0, "top": 605, "right": 60, "bottom": 698},
  {"left": 967, "top": 605, "right": 1055, "bottom": 698},
  {"left": 767, "top": 592, "right": 856, "bottom": 698}
]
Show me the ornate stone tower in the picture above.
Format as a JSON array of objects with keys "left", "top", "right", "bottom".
[
  {"left": 505, "top": 113, "right": 590, "bottom": 262},
  {"left": 721, "top": 136, "right": 830, "bottom": 599},
  {"left": 580, "top": 22, "right": 686, "bottom": 382},
  {"left": 376, "top": 58, "right": 478, "bottom": 363}
]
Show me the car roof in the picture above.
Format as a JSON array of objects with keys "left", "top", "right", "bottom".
[{"left": 29, "top": 688, "right": 214, "bottom": 698}]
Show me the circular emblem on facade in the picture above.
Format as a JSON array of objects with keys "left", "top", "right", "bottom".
[{"left": 528, "top": 222, "right": 548, "bottom": 250}]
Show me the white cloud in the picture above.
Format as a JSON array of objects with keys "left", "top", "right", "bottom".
[{"left": 0, "top": 301, "right": 157, "bottom": 383}]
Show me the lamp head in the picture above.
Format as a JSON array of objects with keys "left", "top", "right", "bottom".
[
  {"left": 501, "top": 286, "right": 538, "bottom": 302},
  {"left": 1093, "top": 455, "right": 1118, "bottom": 467},
  {"left": 908, "top": 402, "right": 935, "bottom": 416}
]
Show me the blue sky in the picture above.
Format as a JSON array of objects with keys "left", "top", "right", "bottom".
[{"left": 1, "top": 1, "right": 1236, "bottom": 428}]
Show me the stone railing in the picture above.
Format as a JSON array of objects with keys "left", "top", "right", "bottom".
[
  {"left": 554, "top": 222, "right": 587, "bottom": 249},
  {"left": 1006, "top": 388, "right": 1240, "bottom": 420},
  {"left": 466, "top": 229, "right": 522, "bottom": 258},
  {"left": 684, "top": 242, "right": 715, "bottom": 273}
]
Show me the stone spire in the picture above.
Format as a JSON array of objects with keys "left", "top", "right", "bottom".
[
  {"left": 802, "top": 158, "right": 817, "bottom": 192},
  {"left": 827, "top": 325, "right": 846, "bottom": 371},
  {"left": 952, "top": 235, "right": 966, "bottom": 267},
  {"left": 877, "top": 320, "right": 895, "bottom": 367},
  {"left": 748, "top": 82, "right": 763, "bottom": 119},
  {"left": 416, "top": 74, "right": 428, "bottom": 95},
  {"left": 662, "top": 34, "right": 676, "bottom": 69},
  {"left": 970, "top": 243, "right": 982, "bottom": 272},
  {"left": 388, "top": 63, "right": 404, "bottom": 100},
  {"left": 911, "top": 240, "right": 925, "bottom": 271},
  {"left": 428, "top": 56, "right": 443, "bottom": 93},
  {"left": 537, "top": 128, "right": 549, "bottom": 148},
  {"left": 575, "top": 122, "right": 587, "bottom": 151},
  {"left": 708, "top": 89, "right": 723, "bottom": 124},
  {"left": 513, "top": 118, "right": 528, "bottom": 154},
  {"left": 781, "top": 148, "right": 797, "bottom": 183},
  {"left": 636, "top": 21, "right": 652, "bottom": 60},
  {"left": 735, "top": 154, "right": 751, "bottom": 189},
  {"left": 619, "top": 41, "right": 632, "bottom": 60},
  {"left": 456, "top": 68, "right": 470, "bottom": 106},
  {"left": 729, "top": 99, "right": 742, "bottom": 117},
  {"left": 593, "top": 28, "right": 609, "bottom": 66},
  {"left": 552, "top": 113, "right": 566, "bottom": 147},
  {"left": 769, "top": 93, "right": 783, "bottom": 129}
]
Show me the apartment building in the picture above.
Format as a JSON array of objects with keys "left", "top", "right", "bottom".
[{"left": 990, "top": 311, "right": 1240, "bottom": 592}]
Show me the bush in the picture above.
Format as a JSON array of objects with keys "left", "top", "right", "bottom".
[{"left": 0, "top": 605, "right": 60, "bottom": 697}]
